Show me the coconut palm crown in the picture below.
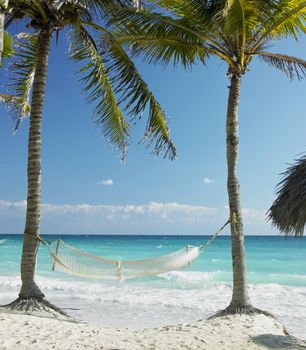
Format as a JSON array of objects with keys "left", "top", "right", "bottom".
[
  {"left": 2, "top": 0, "right": 175, "bottom": 313},
  {"left": 5, "top": 0, "right": 175, "bottom": 159},
  {"left": 112, "top": 0, "right": 306, "bottom": 314},
  {"left": 268, "top": 154, "right": 306, "bottom": 236}
]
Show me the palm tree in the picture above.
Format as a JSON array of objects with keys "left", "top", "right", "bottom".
[
  {"left": 2, "top": 0, "right": 175, "bottom": 312},
  {"left": 0, "top": 0, "right": 8, "bottom": 62},
  {"left": 268, "top": 154, "right": 306, "bottom": 236},
  {"left": 113, "top": 0, "right": 306, "bottom": 314}
]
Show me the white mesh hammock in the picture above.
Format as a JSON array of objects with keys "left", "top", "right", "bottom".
[{"left": 44, "top": 219, "right": 230, "bottom": 281}]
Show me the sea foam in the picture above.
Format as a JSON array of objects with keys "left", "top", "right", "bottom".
[
  {"left": 0, "top": 275, "right": 305, "bottom": 339},
  {"left": 1, "top": 234, "right": 306, "bottom": 339},
  {"left": 160, "top": 270, "right": 218, "bottom": 282}
]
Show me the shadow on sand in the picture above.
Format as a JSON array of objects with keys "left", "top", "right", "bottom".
[{"left": 252, "top": 334, "right": 306, "bottom": 349}]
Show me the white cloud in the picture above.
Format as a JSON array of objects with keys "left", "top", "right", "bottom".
[
  {"left": 242, "top": 207, "right": 266, "bottom": 222},
  {"left": 203, "top": 177, "right": 218, "bottom": 185},
  {"left": 97, "top": 179, "right": 114, "bottom": 186},
  {"left": 0, "top": 199, "right": 218, "bottom": 234},
  {"left": 147, "top": 201, "right": 216, "bottom": 216},
  {"left": 0, "top": 199, "right": 216, "bottom": 217},
  {"left": 0, "top": 199, "right": 27, "bottom": 210},
  {"left": 37, "top": 201, "right": 216, "bottom": 219},
  {"left": 0, "top": 199, "right": 278, "bottom": 235}
]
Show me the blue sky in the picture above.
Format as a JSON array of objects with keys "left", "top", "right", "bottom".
[{"left": 1, "top": 26, "right": 306, "bottom": 235}]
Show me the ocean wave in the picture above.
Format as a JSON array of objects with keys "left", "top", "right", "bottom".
[
  {"left": 1, "top": 275, "right": 305, "bottom": 300},
  {"left": 159, "top": 270, "right": 219, "bottom": 282},
  {"left": 0, "top": 239, "right": 6, "bottom": 244},
  {"left": 0, "top": 275, "right": 306, "bottom": 339},
  {"left": 268, "top": 273, "right": 306, "bottom": 280},
  {"left": 0, "top": 276, "right": 21, "bottom": 288}
]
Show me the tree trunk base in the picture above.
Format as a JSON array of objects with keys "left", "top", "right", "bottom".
[
  {"left": 209, "top": 305, "right": 292, "bottom": 336},
  {"left": 209, "top": 305, "right": 274, "bottom": 319},
  {"left": 0, "top": 297, "right": 71, "bottom": 320}
]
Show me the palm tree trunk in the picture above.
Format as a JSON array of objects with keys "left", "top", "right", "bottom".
[
  {"left": 0, "top": 0, "right": 8, "bottom": 63},
  {"left": 225, "top": 73, "right": 250, "bottom": 311},
  {"left": 19, "top": 28, "right": 52, "bottom": 299}
]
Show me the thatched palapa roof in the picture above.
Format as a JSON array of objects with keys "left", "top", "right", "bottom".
[{"left": 268, "top": 154, "right": 306, "bottom": 236}]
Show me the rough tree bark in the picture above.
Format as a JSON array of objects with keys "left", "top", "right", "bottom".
[
  {"left": 212, "top": 72, "right": 271, "bottom": 317},
  {"left": 1, "top": 28, "right": 66, "bottom": 315},
  {"left": 19, "top": 28, "right": 52, "bottom": 299},
  {"left": 225, "top": 73, "right": 251, "bottom": 312}
]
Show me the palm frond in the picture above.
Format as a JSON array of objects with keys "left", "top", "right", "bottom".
[
  {"left": 98, "top": 27, "right": 176, "bottom": 159},
  {"left": 1, "top": 31, "right": 14, "bottom": 63},
  {"left": 219, "top": 0, "right": 272, "bottom": 62},
  {"left": 121, "top": 33, "right": 208, "bottom": 68},
  {"left": 268, "top": 154, "right": 306, "bottom": 237},
  {"left": 59, "top": 0, "right": 138, "bottom": 21},
  {"left": 112, "top": 7, "right": 215, "bottom": 67},
  {"left": 251, "top": 0, "right": 306, "bottom": 51},
  {"left": 257, "top": 51, "right": 306, "bottom": 80},
  {"left": 114, "top": 7, "right": 209, "bottom": 45},
  {"left": 223, "top": 0, "right": 246, "bottom": 34},
  {"left": 69, "top": 25, "right": 130, "bottom": 159},
  {"left": 5, "top": 2, "right": 34, "bottom": 29},
  {"left": 6, "top": 32, "right": 38, "bottom": 130},
  {"left": 269, "top": 0, "right": 306, "bottom": 39},
  {"left": 82, "top": 0, "right": 134, "bottom": 13},
  {"left": 0, "top": 93, "right": 31, "bottom": 125},
  {"left": 156, "top": 0, "right": 214, "bottom": 26}
]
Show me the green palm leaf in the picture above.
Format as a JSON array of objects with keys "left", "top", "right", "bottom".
[
  {"left": 269, "top": 0, "right": 306, "bottom": 39},
  {"left": 156, "top": 0, "right": 214, "bottom": 24},
  {"left": 113, "top": 7, "right": 211, "bottom": 67},
  {"left": 1, "top": 31, "right": 14, "bottom": 63},
  {"left": 6, "top": 33, "right": 38, "bottom": 130},
  {"left": 98, "top": 27, "right": 176, "bottom": 159},
  {"left": 251, "top": 0, "right": 306, "bottom": 52},
  {"left": 69, "top": 26, "right": 130, "bottom": 159}
]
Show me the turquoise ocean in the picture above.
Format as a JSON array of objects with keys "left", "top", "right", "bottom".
[{"left": 1, "top": 234, "right": 306, "bottom": 339}]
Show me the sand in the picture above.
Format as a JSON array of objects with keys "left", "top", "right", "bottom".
[{"left": 0, "top": 309, "right": 306, "bottom": 350}]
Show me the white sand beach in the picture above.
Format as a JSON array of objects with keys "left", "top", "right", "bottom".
[{"left": 1, "top": 309, "right": 306, "bottom": 350}]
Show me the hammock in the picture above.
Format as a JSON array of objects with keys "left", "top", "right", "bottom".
[{"left": 44, "top": 219, "right": 230, "bottom": 281}]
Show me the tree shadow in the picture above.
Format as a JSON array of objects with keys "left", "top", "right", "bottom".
[{"left": 252, "top": 334, "right": 306, "bottom": 349}]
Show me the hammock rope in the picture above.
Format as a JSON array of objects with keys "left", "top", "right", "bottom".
[{"left": 39, "top": 217, "right": 231, "bottom": 281}]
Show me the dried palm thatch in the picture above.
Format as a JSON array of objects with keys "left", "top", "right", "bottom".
[{"left": 268, "top": 154, "right": 306, "bottom": 237}]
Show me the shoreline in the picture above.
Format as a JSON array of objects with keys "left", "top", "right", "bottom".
[
  {"left": 1, "top": 276, "right": 306, "bottom": 340},
  {"left": 1, "top": 235, "right": 306, "bottom": 347},
  {"left": 1, "top": 309, "right": 306, "bottom": 350}
]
